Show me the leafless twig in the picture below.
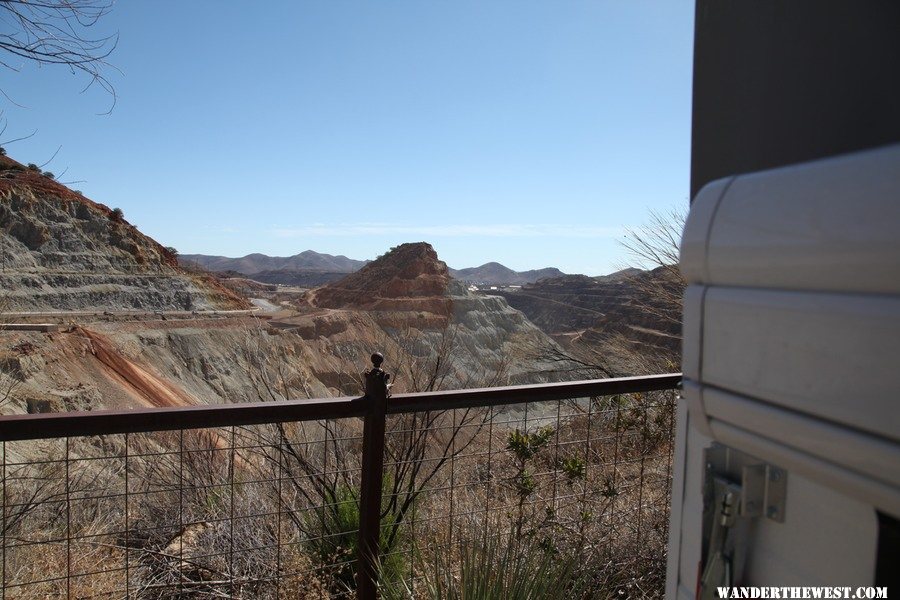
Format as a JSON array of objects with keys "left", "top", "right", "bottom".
[{"left": 0, "top": 0, "right": 119, "bottom": 111}]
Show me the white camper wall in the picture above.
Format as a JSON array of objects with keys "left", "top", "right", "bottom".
[{"left": 670, "top": 145, "right": 900, "bottom": 597}]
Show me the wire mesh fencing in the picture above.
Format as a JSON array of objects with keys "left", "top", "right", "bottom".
[
  {"left": 0, "top": 374, "right": 678, "bottom": 599},
  {"left": 1, "top": 420, "right": 367, "bottom": 598},
  {"left": 379, "top": 389, "right": 677, "bottom": 598}
]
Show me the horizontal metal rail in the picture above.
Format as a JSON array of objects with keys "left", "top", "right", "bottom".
[
  {"left": 0, "top": 373, "right": 681, "bottom": 442},
  {"left": 388, "top": 372, "right": 681, "bottom": 413},
  {"left": 0, "top": 396, "right": 369, "bottom": 441}
]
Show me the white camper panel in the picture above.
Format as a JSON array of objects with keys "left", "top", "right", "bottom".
[{"left": 668, "top": 145, "right": 900, "bottom": 599}]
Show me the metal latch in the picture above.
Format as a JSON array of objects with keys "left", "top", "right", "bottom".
[
  {"left": 698, "top": 445, "right": 788, "bottom": 598},
  {"left": 699, "top": 476, "right": 741, "bottom": 599}
]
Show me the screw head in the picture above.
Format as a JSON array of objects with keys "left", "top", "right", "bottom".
[{"left": 371, "top": 352, "right": 384, "bottom": 369}]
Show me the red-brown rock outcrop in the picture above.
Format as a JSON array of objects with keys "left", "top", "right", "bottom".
[{"left": 310, "top": 242, "right": 453, "bottom": 317}]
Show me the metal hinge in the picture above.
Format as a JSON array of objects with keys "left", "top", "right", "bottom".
[
  {"left": 705, "top": 444, "right": 787, "bottom": 523},
  {"left": 739, "top": 462, "right": 787, "bottom": 522},
  {"left": 699, "top": 444, "right": 788, "bottom": 598}
]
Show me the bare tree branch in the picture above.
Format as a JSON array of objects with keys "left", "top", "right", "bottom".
[
  {"left": 0, "top": 127, "right": 35, "bottom": 145},
  {"left": 37, "top": 143, "right": 60, "bottom": 167},
  {"left": 0, "top": 0, "right": 119, "bottom": 110}
]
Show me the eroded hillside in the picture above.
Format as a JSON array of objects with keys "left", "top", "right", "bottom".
[
  {"left": 490, "top": 269, "right": 683, "bottom": 374},
  {"left": 0, "top": 155, "right": 248, "bottom": 311},
  {"left": 1, "top": 169, "right": 575, "bottom": 420}
]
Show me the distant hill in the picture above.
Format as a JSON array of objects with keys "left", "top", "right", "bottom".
[
  {"left": 181, "top": 252, "right": 566, "bottom": 287},
  {"left": 449, "top": 262, "right": 565, "bottom": 285},
  {"left": 179, "top": 251, "right": 367, "bottom": 275},
  {"left": 592, "top": 267, "right": 642, "bottom": 282}
]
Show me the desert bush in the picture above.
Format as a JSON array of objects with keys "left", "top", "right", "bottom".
[
  {"left": 506, "top": 425, "right": 554, "bottom": 535},
  {"left": 304, "top": 476, "right": 410, "bottom": 594},
  {"left": 42, "top": 170, "right": 54, "bottom": 179},
  {"left": 27, "top": 162, "right": 39, "bottom": 171},
  {"left": 110, "top": 207, "right": 124, "bottom": 221},
  {"left": 382, "top": 524, "right": 582, "bottom": 600}
]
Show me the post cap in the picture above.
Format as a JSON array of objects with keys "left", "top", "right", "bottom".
[{"left": 371, "top": 352, "right": 384, "bottom": 369}]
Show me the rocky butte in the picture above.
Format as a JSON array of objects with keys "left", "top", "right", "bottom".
[{"left": 279, "top": 241, "right": 575, "bottom": 388}]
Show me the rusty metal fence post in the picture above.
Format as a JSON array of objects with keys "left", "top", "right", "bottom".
[{"left": 357, "top": 352, "right": 390, "bottom": 600}]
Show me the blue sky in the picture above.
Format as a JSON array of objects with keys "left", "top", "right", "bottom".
[{"left": 1, "top": 2, "right": 693, "bottom": 275}]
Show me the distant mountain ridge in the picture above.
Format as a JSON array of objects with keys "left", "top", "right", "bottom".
[
  {"left": 449, "top": 262, "right": 565, "bottom": 285},
  {"left": 179, "top": 251, "right": 367, "bottom": 274},
  {"left": 183, "top": 252, "right": 567, "bottom": 286}
]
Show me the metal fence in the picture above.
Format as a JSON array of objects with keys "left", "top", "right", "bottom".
[{"left": 0, "top": 356, "right": 680, "bottom": 599}]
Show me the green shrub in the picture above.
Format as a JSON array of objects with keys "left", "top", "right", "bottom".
[
  {"left": 42, "top": 171, "right": 54, "bottom": 179},
  {"left": 110, "top": 207, "right": 124, "bottom": 222},
  {"left": 27, "top": 163, "right": 40, "bottom": 171},
  {"left": 560, "top": 456, "right": 586, "bottom": 482},
  {"left": 506, "top": 425, "right": 555, "bottom": 535},
  {"left": 506, "top": 426, "right": 554, "bottom": 461},
  {"left": 304, "top": 479, "right": 409, "bottom": 593}
]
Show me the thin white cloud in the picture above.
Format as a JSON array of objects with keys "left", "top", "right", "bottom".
[{"left": 271, "top": 223, "right": 623, "bottom": 238}]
